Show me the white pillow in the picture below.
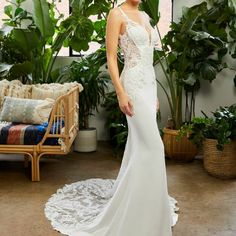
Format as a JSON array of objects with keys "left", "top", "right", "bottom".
[
  {"left": 0, "top": 96, "right": 54, "bottom": 124},
  {"left": 31, "top": 86, "right": 67, "bottom": 100}
]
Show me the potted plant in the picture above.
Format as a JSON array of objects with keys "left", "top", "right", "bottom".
[
  {"left": 63, "top": 49, "right": 109, "bottom": 152},
  {"left": 153, "top": 0, "right": 236, "bottom": 161},
  {"left": 179, "top": 104, "right": 236, "bottom": 178}
]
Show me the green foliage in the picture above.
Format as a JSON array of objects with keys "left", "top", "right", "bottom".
[
  {"left": 0, "top": 0, "right": 114, "bottom": 83},
  {"left": 32, "top": 0, "right": 55, "bottom": 38},
  {"left": 179, "top": 104, "right": 236, "bottom": 150},
  {"left": 226, "top": 0, "right": 236, "bottom": 84},
  {"left": 154, "top": 0, "right": 236, "bottom": 129},
  {"left": 0, "top": 0, "right": 58, "bottom": 83},
  {"left": 60, "top": 48, "right": 110, "bottom": 129},
  {"left": 102, "top": 91, "right": 128, "bottom": 150},
  {"left": 140, "top": 0, "right": 160, "bottom": 25}
]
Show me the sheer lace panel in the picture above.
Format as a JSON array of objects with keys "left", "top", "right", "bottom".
[{"left": 119, "top": 28, "right": 142, "bottom": 69}]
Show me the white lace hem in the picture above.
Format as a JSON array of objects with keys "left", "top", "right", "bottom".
[{"left": 45, "top": 178, "right": 179, "bottom": 235}]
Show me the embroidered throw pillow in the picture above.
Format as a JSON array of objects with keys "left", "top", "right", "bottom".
[
  {"left": 32, "top": 82, "right": 83, "bottom": 100},
  {"left": 0, "top": 97, "right": 54, "bottom": 124},
  {"left": 31, "top": 86, "right": 67, "bottom": 100}
]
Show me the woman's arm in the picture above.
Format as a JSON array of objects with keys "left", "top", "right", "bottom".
[{"left": 106, "top": 8, "right": 134, "bottom": 117}]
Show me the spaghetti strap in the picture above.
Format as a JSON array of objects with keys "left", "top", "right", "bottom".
[
  {"left": 118, "top": 7, "right": 147, "bottom": 26},
  {"left": 118, "top": 6, "right": 130, "bottom": 21}
]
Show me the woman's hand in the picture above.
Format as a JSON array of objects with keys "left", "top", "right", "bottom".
[{"left": 117, "top": 92, "right": 134, "bottom": 117}]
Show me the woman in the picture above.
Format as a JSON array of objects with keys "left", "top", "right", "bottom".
[{"left": 45, "top": 1, "right": 179, "bottom": 235}]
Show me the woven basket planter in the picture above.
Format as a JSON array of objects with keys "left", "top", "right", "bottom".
[
  {"left": 163, "top": 128, "right": 198, "bottom": 162},
  {"left": 203, "top": 139, "right": 236, "bottom": 179}
]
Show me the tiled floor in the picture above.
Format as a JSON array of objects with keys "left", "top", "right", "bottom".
[{"left": 0, "top": 142, "right": 235, "bottom": 236}]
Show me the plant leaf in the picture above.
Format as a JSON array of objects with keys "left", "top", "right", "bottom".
[
  {"left": 32, "top": 0, "right": 54, "bottom": 38},
  {"left": 141, "top": 0, "right": 160, "bottom": 25},
  {"left": 11, "top": 29, "right": 39, "bottom": 58},
  {"left": 10, "top": 61, "right": 34, "bottom": 78},
  {"left": 184, "top": 73, "right": 198, "bottom": 86},
  {"left": 0, "top": 25, "right": 14, "bottom": 37},
  {"left": 0, "top": 63, "right": 14, "bottom": 77},
  {"left": 4, "top": 5, "right": 13, "bottom": 18}
]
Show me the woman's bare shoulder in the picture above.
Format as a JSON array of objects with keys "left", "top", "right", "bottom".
[{"left": 108, "top": 7, "right": 122, "bottom": 19}]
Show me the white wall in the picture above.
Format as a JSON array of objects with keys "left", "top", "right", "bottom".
[{"left": 173, "top": 0, "right": 201, "bottom": 21}]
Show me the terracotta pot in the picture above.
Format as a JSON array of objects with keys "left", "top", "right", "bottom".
[{"left": 163, "top": 127, "right": 198, "bottom": 162}]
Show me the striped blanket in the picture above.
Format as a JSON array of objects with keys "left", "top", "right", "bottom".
[{"left": 0, "top": 121, "right": 63, "bottom": 145}]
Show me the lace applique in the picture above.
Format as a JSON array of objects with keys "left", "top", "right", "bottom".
[
  {"left": 45, "top": 178, "right": 179, "bottom": 235},
  {"left": 45, "top": 178, "right": 115, "bottom": 234},
  {"left": 119, "top": 27, "right": 142, "bottom": 69},
  {"left": 118, "top": 12, "right": 157, "bottom": 102},
  {"left": 121, "top": 66, "right": 156, "bottom": 102}
]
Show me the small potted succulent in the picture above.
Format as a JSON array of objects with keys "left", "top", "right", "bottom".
[{"left": 179, "top": 104, "right": 236, "bottom": 179}]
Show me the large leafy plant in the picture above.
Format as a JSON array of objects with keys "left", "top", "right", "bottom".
[
  {"left": 60, "top": 48, "right": 110, "bottom": 129},
  {"left": 53, "top": 0, "right": 117, "bottom": 129},
  {"left": 152, "top": 0, "right": 236, "bottom": 129},
  {"left": 179, "top": 104, "right": 236, "bottom": 150},
  {"left": 0, "top": 0, "right": 112, "bottom": 83}
]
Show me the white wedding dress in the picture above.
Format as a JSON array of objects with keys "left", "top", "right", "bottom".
[{"left": 45, "top": 7, "right": 179, "bottom": 236}]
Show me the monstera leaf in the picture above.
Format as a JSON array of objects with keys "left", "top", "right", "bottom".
[
  {"left": 69, "top": 17, "right": 94, "bottom": 52},
  {"left": 200, "top": 63, "right": 217, "bottom": 81}
]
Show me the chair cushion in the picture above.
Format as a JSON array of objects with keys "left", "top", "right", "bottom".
[{"left": 0, "top": 121, "right": 63, "bottom": 145}]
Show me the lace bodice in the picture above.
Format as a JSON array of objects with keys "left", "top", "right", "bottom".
[
  {"left": 118, "top": 7, "right": 159, "bottom": 69},
  {"left": 117, "top": 7, "right": 159, "bottom": 101}
]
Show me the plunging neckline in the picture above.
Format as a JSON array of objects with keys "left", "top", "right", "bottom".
[{"left": 118, "top": 6, "right": 153, "bottom": 46}]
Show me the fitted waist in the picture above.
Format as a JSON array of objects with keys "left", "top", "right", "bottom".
[
  {"left": 121, "top": 63, "right": 156, "bottom": 84},
  {"left": 123, "top": 61, "right": 154, "bottom": 71},
  {"left": 123, "top": 48, "right": 154, "bottom": 68}
]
